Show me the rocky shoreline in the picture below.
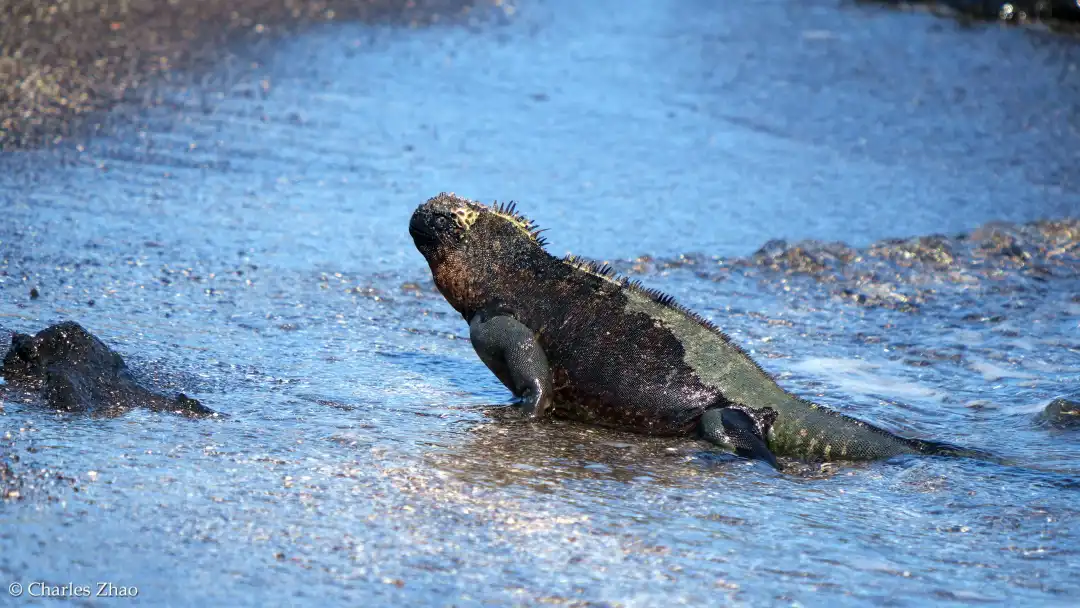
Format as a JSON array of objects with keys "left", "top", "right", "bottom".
[
  {"left": 870, "top": 0, "right": 1080, "bottom": 27},
  {"left": 614, "top": 218, "right": 1080, "bottom": 313}
]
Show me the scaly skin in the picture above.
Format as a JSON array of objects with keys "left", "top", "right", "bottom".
[{"left": 410, "top": 192, "right": 992, "bottom": 467}]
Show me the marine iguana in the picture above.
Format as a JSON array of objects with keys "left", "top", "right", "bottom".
[
  {"left": 1, "top": 321, "right": 214, "bottom": 417},
  {"left": 409, "top": 192, "right": 990, "bottom": 469}
]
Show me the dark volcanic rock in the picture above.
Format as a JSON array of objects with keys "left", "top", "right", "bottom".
[
  {"left": 869, "top": 0, "right": 1080, "bottom": 28},
  {"left": 1037, "top": 398, "right": 1080, "bottom": 429},
  {"left": 753, "top": 240, "right": 858, "bottom": 276},
  {"left": 1, "top": 321, "right": 215, "bottom": 417},
  {"left": 0, "top": 458, "right": 17, "bottom": 501},
  {"left": 752, "top": 219, "right": 1078, "bottom": 311},
  {"left": 618, "top": 218, "right": 1080, "bottom": 314}
]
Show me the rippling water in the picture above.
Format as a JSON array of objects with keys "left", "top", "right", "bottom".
[{"left": 2, "top": 0, "right": 1079, "bottom": 605}]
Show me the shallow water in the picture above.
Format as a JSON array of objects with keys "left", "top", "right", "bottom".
[{"left": 2, "top": 0, "right": 1079, "bottom": 605}]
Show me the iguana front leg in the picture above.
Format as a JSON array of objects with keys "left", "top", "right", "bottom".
[
  {"left": 700, "top": 405, "right": 781, "bottom": 470},
  {"left": 469, "top": 310, "right": 553, "bottom": 420}
]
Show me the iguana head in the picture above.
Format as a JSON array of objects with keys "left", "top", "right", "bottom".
[{"left": 410, "top": 192, "right": 547, "bottom": 316}]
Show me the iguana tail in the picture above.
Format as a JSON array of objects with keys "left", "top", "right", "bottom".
[{"left": 766, "top": 395, "right": 1000, "bottom": 463}]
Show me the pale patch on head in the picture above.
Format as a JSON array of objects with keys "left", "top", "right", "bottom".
[
  {"left": 451, "top": 205, "right": 480, "bottom": 230},
  {"left": 448, "top": 198, "right": 544, "bottom": 245}
]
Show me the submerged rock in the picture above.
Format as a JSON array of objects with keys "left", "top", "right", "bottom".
[
  {"left": 1, "top": 321, "right": 215, "bottom": 417},
  {"left": 1036, "top": 398, "right": 1080, "bottom": 429},
  {"left": 691, "top": 218, "right": 1080, "bottom": 313},
  {"left": 0, "top": 459, "right": 17, "bottom": 501}
]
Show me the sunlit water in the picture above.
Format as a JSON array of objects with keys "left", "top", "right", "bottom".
[{"left": 2, "top": 0, "right": 1079, "bottom": 605}]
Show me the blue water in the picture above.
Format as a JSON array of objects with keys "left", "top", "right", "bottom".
[{"left": 2, "top": 0, "right": 1079, "bottom": 605}]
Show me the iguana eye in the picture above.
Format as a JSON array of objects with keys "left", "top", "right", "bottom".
[{"left": 434, "top": 216, "right": 449, "bottom": 229}]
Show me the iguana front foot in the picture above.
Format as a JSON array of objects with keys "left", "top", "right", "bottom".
[
  {"left": 700, "top": 406, "right": 780, "bottom": 470},
  {"left": 468, "top": 308, "right": 553, "bottom": 420}
]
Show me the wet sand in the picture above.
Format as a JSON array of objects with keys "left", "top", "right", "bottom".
[{"left": 0, "top": 0, "right": 498, "bottom": 149}]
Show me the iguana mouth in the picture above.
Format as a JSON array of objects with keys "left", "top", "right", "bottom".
[{"left": 408, "top": 217, "right": 436, "bottom": 244}]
